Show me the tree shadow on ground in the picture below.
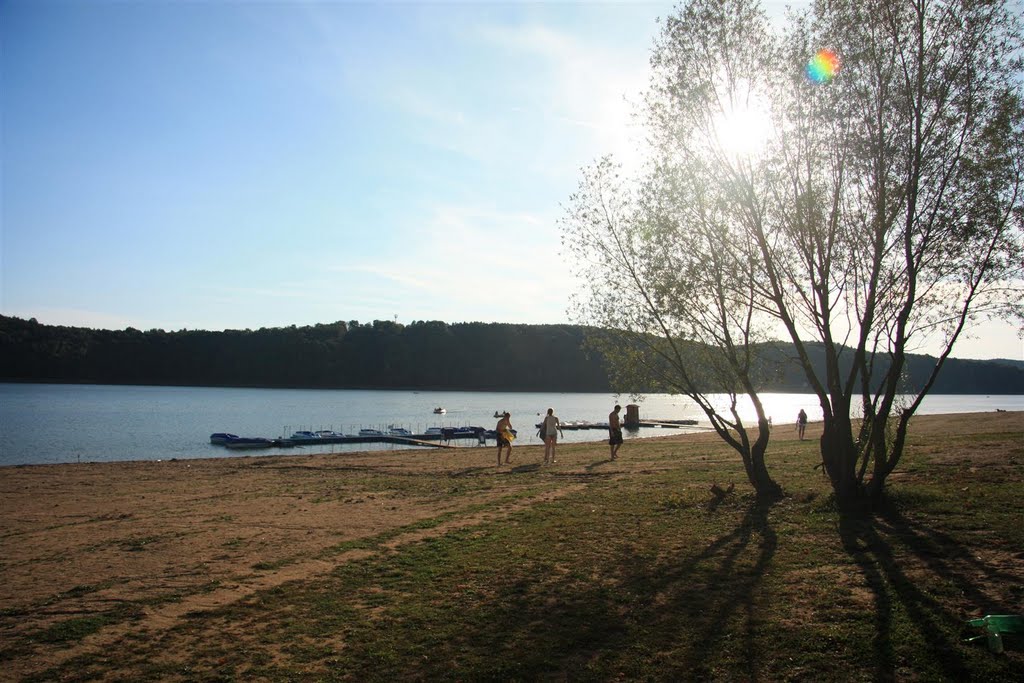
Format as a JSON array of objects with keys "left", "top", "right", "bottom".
[
  {"left": 58, "top": 498, "right": 782, "bottom": 681},
  {"left": 653, "top": 497, "right": 778, "bottom": 679},
  {"left": 411, "top": 497, "right": 778, "bottom": 680},
  {"left": 838, "top": 502, "right": 1017, "bottom": 680}
]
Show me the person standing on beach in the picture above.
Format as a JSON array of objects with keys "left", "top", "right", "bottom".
[
  {"left": 609, "top": 404, "right": 623, "bottom": 460},
  {"left": 541, "top": 408, "right": 563, "bottom": 464},
  {"left": 496, "top": 412, "right": 514, "bottom": 466},
  {"left": 797, "top": 409, "right": 808, "bottom": 440}
]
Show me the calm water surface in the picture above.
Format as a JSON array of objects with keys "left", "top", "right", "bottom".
[{"left": 1, "top": 383, "right": 1021, "bottom": 466}]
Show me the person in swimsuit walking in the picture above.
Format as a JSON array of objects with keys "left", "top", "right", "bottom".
[
  {"left": 541, "top": 408, "right": 563, "bottom": 464},
  {"left": 496, "top": 412, "right": 513, "bottom": 465},
  {"left": 609, "top": 404, "right": 623, "bottom": 460}
]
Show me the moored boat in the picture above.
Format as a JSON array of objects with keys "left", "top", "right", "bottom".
[
  {"left": 210, "top": 433, "right": 239, "bottom": 445},
  {"left": 223, "top": 437, "right": 274, "bottom": 450}
]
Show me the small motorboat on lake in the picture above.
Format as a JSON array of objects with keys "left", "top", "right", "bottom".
[
  {"left": 210, "top": 433, "right": 239, "bottom": 445},
  {"left": 433, "top": 407, "right": 447, "bottom": 414}
]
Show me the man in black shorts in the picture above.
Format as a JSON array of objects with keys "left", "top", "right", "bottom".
[{"left": 609, "top": 404, "right": 623, "bottom": 460}]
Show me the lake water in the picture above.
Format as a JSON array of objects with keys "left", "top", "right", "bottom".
[{"left": 1, "top": 383, "right": 1021, "bottom": 467}]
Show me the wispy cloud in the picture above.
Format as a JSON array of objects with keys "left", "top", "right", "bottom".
[
  {"left": 321, "top": 200, "right": 574, "bottom": 324},
  {"left": 469, "top": 18, "right": 653, "bottom": 171}
]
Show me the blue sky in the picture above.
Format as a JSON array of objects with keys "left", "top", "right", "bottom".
[{"left": 2, "top": 0, "right": 1020, "bottom": 361}]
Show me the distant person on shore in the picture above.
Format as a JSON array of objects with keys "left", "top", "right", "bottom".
[
  {"left": 496, "top": 412, "right": 514, "bottom": 466},
  {"left": 609, "top": 404, "right": 623, "bottom": 460},
  {"left": 797, "top": 409, "right": 808, "bottom": 440},
  {"left": 541, "top": 408, "right": 563, "bottom": 464}
]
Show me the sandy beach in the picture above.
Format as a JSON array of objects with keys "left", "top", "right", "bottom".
[{"left": 2, "top": 410, "right": 1021, "bottom": 680}]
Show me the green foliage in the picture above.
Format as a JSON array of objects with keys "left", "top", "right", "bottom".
[{"left": 564, "top": 0, "right": 1024, "bottom": 506}]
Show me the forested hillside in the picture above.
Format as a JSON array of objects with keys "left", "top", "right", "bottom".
[
  {"left": 1, "top": 315, "right": 1021, "bottom": 394},
  {"left": 0, "top": 317, "right": 610, "bottom": 391}
]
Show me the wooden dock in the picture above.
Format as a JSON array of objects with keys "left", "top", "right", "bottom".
[
  {"left": 540, "top": 419, "right": 699, "bottom": 431},
  {"left": 213, "top": 419, "right": 703, "bottom": 451},
  {"left": 385, "top": 436, "right": 456, "bottom": 449}
]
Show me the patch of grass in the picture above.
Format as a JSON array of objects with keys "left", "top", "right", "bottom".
[
  {"left": 31, "top": 601, "right": 145, "bottom": 646},
  {"left": 33, "top": 615, "right": 113, "bottom": 644},
  {"left": 318, "top": 488, "right": 552, "bottom": 558}
]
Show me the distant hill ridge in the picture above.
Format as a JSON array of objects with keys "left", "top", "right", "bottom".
[{"left": 1, "top": 315, "right": 1021, "bottom": 394}]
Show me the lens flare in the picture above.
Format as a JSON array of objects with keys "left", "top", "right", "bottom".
[{"left": 806, "top": 49, "right": 840, "bottom": 84}]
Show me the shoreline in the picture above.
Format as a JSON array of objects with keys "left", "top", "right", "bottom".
[{"left": 3, "top": 409, "right": 1019, "bottom": 471}]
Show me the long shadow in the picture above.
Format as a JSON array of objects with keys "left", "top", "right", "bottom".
[
  {"left": 839, "top": 514, "right": 898, "bottom": 680},
  {"left": 50, "top": 497, "right": 780, "bottom": 682},
  {"left": 407, "top": 496, "right": 779, "bottom": 680},
  {"left": 509, "top": 463, "right": 542, "bottom": 474},
  {"left": 665, "top": 498, "right": 778, "bottom": 679},
  {"left": 584, "top": 458, "right": 615, "bottom": 472},
  {"left": 448, "top": 466, "right": 495, "bottom": 478},
  {"left": 838, "top": 499, "right": 1006, "bottom": 681},
  {"left": 875, "top": 506, "right": 1021, "bottom": 594}
]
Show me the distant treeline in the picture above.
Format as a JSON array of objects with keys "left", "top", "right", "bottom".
[{"left": 1, "top": 315, "right": 1021, "bottom": 394}]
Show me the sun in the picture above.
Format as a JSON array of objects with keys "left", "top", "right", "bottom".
[{"left": 709, "top": 85, "right": 773, "bottom": 160}]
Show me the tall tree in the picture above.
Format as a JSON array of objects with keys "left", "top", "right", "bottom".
[
  {"left": 758, "top": 0, "right": 1024, "bottom": 505},
  {"left": 565, "top": 0, "right": 1024, "bottom": 508},
  {"left": 562, "top": 0, "right": 784, "bottom": 499}
]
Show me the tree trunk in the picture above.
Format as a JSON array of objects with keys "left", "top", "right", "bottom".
[
  {"left": 749, "top": 420, "right": 783, "bottom": 500},
  {"left": 820, "top": 416, "right": 864, "bottom": 508}
]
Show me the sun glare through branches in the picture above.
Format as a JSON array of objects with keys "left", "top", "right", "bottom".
[{"left": 709, "top": 88, "right": 773, "bottom": 160}]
